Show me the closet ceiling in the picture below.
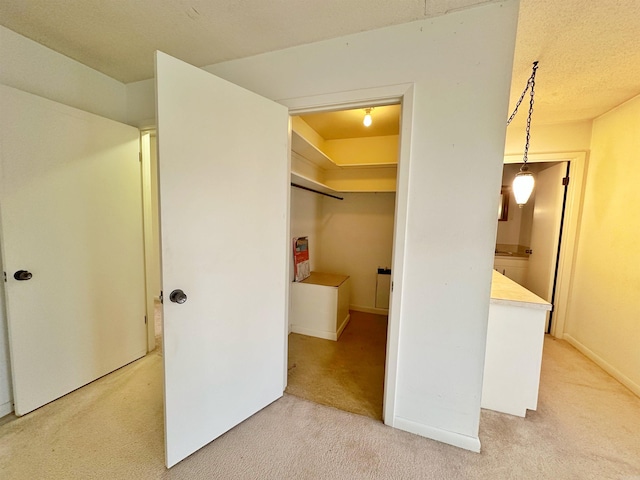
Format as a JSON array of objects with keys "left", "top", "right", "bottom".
[
  {"left": 300, "top": 105, "right": 401, "bottom": 140},
  {"left": 1, "top": 0, "right": 639, "bottom": 126}
]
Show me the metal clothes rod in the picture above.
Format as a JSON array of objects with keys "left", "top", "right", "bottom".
[{"left": 291, "top": 182, "right": 344, "bottom": 200}]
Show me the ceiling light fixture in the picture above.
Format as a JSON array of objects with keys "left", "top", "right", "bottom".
[
  {"left": 507, "top": 61, "right": 539, "bottom": 207},
  {"left": 363, "top": 108, "right": 373, "bottom": 127}
]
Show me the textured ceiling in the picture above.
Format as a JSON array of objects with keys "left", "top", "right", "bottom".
[{"left": 1, "top": 0, "right": 639, "bottom": 127}]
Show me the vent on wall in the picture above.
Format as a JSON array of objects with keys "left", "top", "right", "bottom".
[{"left": 376, "top": 268, "right": 391, "bottom": 309}]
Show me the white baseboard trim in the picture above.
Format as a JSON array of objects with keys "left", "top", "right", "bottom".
[
  {"left": 350, "top": 304, "right": 389, "bottom": 316},
  {"left": 564, "top": 334, "right": 640, "bottom": 398},
  {"left": 393, "top": 415, "right": 481, "bottom": 453},
  {"left": 0, "top": 401, "right": 13, "bottom": 418},
  {"left": 290, "top": 325, "right": 337, "bottom": 341},
  {"left": 336, "top": 314, "right": 351, "bottom": 340}
]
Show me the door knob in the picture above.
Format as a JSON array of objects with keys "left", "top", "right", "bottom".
[
  {"left": 14, "top": 270, "right": 33, "bottom": 281},
  {"left": 169, "top": 289, "right": 187, "bottom": 304}
]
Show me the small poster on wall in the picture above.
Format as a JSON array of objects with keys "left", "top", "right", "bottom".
[{"left": 293, "top": 237, "right": 310, "bottom": 282}]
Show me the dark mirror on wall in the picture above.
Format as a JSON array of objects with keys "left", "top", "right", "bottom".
[{"left": 498, "top": 186, "right": 509, "bottom": 221}]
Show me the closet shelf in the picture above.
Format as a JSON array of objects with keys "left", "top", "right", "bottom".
[
  {"left": 291, "top": 124, "right": 398, "bottom": 193},
  {"left": 291, "top": 130, "right": 339, "bottom": 170},
  {"left": 291, "top": 172, "right": 337, "bottom": 195}
]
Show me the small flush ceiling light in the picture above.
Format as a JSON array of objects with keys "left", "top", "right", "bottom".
[
  {"left": 363, "top": 108, "right": 373, "bottom": 127},
  {"left": 507, "top": 61, "right": 539, "bottom": 208}
]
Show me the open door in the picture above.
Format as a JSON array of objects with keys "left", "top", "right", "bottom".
[
  {"left": 0, "top": 85, "right": 147, "bottom": 415},
  {"left": 155, "top": 52, "right": 289, "bottom": 467},
  {"left": 525, "top": 162, "right": 568, "bottom": 330}
]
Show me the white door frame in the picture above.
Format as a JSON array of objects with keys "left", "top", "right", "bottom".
[
  {"left": 504, "top": 151, "right": 588, "bottom": 339},
  {"left": 140, "top": 129, "right": 163, "bottom": 353},
  {"left": 283, "top": 82, "right": 415, "bottom": 426},
  {"left": 140, "top": 131, "right": 156, "bottom": 352}
]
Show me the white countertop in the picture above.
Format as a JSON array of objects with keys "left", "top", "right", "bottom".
[{"left": 490, "top": 270, "right": 552, "bottom": 311}]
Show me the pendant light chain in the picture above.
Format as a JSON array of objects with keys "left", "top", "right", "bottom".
[
  {"left": 508, "top": 61, "right": 539, "bottom": 207},
  {"left": 522, "top": 61, "right": 538, "bottom": 165},
  {"left": 506, "top": 61, "right": 539, "bottom": 165}
]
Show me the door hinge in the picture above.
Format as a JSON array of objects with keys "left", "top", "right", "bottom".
[
  {"left": 144, "top": 315, "right": 147, "bottom": 324},
  {"left": 391, "top": 281, "right": 394, "bottom": 292},
  {"left": 562, "top": 176, "right": 570, "bottom": 186},
  {"left": 139, "top": 151, "right": 142, "bottom": 162},
  {"left": 3, "top": 272, "right": 6, "bottom": 282},
  {"left": 159, "top": 290, "right": 164, "bottom": 304}
]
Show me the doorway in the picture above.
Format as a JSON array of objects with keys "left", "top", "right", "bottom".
[
  {"left": 495, "top": 161, "right": 568, "bottom": 331},
  {"left": 286, "top": 104, "right": 400, "bottom": 420},
  {"left": 500, "top": 152, "right": 587, "bottom": 338}
]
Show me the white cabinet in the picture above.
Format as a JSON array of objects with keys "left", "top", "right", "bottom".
[
  {"left": 493, "top": 256, "right": 528, "bottom": 285},
  {"left": 482, "top": 271, "right": 551, "bottom": 417},
  {"left": 290, "top": 272, "right": 351, "bottom": 341}
]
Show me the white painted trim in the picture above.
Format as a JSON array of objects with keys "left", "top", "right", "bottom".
[
  {"left": 383, "top": 84, "right": 414, "bottom": 426},
  {"left": 140, "top": 132, "right": 156, "bottom": 353},
  {"left": 290, "top": 325, "right": 338, "bottom": 342},
  {"left": 564, "top": 334, "right": 640, "bottom": 398},
  {"left": 283, "top": 117, "right": 292, "bottom": 391},
  {"left": 350, "top": 305, "right": 389, "bottom": 316},
  {"left": 393, "top": 415, "right": 481, "bottom": 453},
  {"left": 282, "top": 83, "right": 411, "bottom": 115},
  {"left": 282, "top": 82, "right": 413, "bottom": 430},
  {"left": 504, "top": 152, "right": 588, "bottom": 339},
  {"left": 336, "top": 314, "right": 351, "bottom": 340},
  {"left": 0, "top": 401, "right": 13, "bottom": 417}
]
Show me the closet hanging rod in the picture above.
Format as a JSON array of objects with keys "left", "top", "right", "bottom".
[{"left": 291, "top": 182, "right": 343, "bottom": 200}]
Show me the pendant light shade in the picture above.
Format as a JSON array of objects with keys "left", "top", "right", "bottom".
[
  {"left": 363, "top": 108, "right": 372, "bottom": 127},
  {"left": 513, "top": 168, "right": 535, "bottom": 207}
]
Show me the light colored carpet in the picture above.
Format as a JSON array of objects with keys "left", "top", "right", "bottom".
[
  {"left": 286, "top": 310, "right": 387, "bottom": 420},
  {"left": 1, "top": 337, "right": 639, "bottom": 479}
]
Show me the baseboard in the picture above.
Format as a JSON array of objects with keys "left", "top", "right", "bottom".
[
  {"left": 0, "top": 401, "right": 13, "bottom": 417},
  {"left": 350, "top": 304, "right": 389, "bottom": 316},
  {"left": 393, "top": 415, "right": 481, "bottom": 453},
  {"left": 290, "top": 325, "right": 337, "bottom": 341},
  {"left": 564, "top": 334, "right": 640, "bottom": 398},
  {"left": 336, "top": 314, "right": 351, "bottom": 340}
]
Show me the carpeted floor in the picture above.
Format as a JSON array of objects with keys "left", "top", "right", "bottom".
[
  {"left": 1, "top": 332, "right": 639, "bottom": 478},
  {"left": 286, "top": 310, "right": 387, "bottom": 420}
]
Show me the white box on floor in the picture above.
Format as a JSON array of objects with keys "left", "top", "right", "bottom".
[{"left": 290, "top": 272, "right": 350, "bottom": 341}]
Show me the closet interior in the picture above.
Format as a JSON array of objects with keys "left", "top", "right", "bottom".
[{"left": 286, "top": 104, "right": 400, "bottom": 420}]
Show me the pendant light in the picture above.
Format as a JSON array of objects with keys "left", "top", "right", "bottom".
[
  {"left": 363, "top": 108, "right": 373, "bottom": 127},
  {"left": 507, "top": 61, "right": 539, "bottom": 207}
]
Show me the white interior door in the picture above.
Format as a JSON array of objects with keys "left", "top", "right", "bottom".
[
  {"left": 0, "top": 85, "right": 147, "bottom": 415},
  {"left": 156, "top": 52, "right": 289, "bottom": 468},
  {"left": 525, "top": 162, "right": 567, "bottom": 328}
]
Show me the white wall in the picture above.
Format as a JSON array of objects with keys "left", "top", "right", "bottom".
[
  {"left": 159, "top": 2, "right": 516, "bottom": 450},
  {"left": 324, "top": 136, "right": 399, "bottom": 165},
  {"left": 316, "top": 193, "right": 395, "bottom": 312},
  {"left": 505, "top": 120, "right": 592, "bottom": 155},
  {"left": 563, "top": 94, "right": 640, "bottom": 396},
  {"left": 290, "top": 187, "right": 322, "bottom": 281},
  {"left": 0, "top": 26, "right": 128, "bottom": 124}
]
